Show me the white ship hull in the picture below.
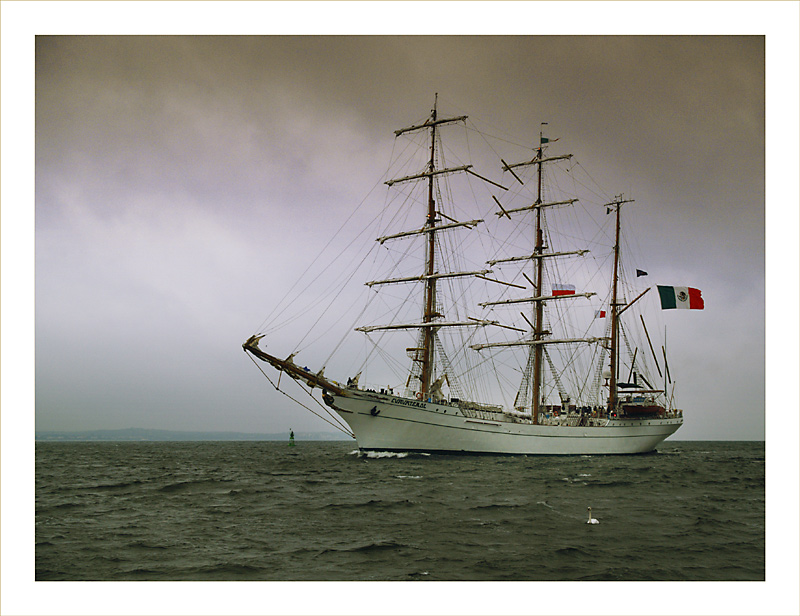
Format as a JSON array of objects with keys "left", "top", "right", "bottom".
[{"left": 326, "top": 391, "right": 682, "bottom": 455}]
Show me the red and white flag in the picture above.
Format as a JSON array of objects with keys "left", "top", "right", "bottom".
[{"left": 552, "top": 283, "right": 576, "bottom": 297}]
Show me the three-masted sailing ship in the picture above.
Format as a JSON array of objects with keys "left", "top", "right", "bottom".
[{"left": 244, "top": 97, "right": 685, "bottom": 454}]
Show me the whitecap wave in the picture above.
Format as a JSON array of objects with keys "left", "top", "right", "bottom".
[
  {"left": 361, "top": 450, "right": 409, "bottom": 458},
  {"left": 349, "top": 449, "right": 431, "bottom": 459}
]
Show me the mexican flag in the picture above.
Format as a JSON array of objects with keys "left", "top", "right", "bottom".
[
  {"left": 657, "top": 285, "right": 704, "bottom": 310},
  {"left": 552, "top": 283, "right": 576, "bottom": 296}
]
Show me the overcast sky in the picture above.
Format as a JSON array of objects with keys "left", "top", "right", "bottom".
[
  {"left": 4, "top": 2, "right": 800, "bottom": 615},
  {"left": 30, "top": 31, "right": 771, "bottom": 440}
]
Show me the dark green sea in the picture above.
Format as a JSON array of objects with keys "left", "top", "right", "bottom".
[{"left": 35, "top": 440, "right": 764, "bottom": 582}]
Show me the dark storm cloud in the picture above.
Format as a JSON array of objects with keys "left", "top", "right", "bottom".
[{"left": 36, "top": 35, "right": 766, "bottom": 234}]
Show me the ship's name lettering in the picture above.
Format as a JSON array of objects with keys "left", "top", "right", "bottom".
[{"left": 391, "top": 397, "right": 427, "bottom": 409}]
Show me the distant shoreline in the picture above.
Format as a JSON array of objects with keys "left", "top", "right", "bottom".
[
  {"left": 34, "top": 428, "right": 761, "bottom": 443},
  {"left": 35, "top": 428, "right": 354, "bottom": 442}
]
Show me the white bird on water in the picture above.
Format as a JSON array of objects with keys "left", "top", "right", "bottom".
[{"left": 586, "top": 507, "right": 599, "bottom": 524}]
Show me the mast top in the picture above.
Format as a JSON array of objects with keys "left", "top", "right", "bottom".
[
  {"left": 605, "top": 194, "right": 635, "bottom": 211},
  {"left": 394, "top": 114, "right": 468, "bottom": 137},
  {"left": 395, "top": 94, "right": 466, "bottom": 137}
]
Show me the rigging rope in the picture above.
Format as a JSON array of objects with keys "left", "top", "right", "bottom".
[{"left": 245, "top": 352, "right": 354, "bottom": 438}]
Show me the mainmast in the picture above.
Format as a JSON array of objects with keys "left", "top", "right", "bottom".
[
  {"left": 474, "top": 130, "right": 610, "bottom": 424},
  {"left": 496, "top": 127, "right": 574, "bottom": 424},
  {"left": 420, "top": 96, "right": 439, "bottom": 396},
  {"left": 606, "top": 195, "right": 633, "bottom": 410},
  {"left": 531, "top": 131, "right": 545, "bottom": 424}
]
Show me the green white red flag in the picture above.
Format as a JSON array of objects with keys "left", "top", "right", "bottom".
[{"left": 657, "top": 285, "right": 704, "bottom": 310}]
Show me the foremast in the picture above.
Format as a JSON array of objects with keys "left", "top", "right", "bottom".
[
  {"left": 388, "top": 95, "right": 468, "bottom": 398},
  {"left": 363, "top": 95, "right": 496, "bottom": 400}
]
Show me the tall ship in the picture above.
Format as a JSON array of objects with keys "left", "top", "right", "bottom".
[{"left": 243, "top": 97, "right": 695, "bottom": 455}]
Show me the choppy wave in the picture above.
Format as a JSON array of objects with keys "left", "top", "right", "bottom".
[
  {"left": 127, "top": 540, "right": 169, "bottom": 550},
  {"left": 157, "top": 478, "right": 232, "bottom": 492},
  {"left": 35, "top": 440, "right": 765, "bottom": 582},
  {"left": 321, "top": 498, "right": 418, "bottom": 511},
  {"left": 554, "top": 546, "right": 592, "bottom": 557},
  {"left": 158, "top": 481, "right": 193, "bottom": 492},
  {"left": 321, "top": 540, "right": 410, "bottom": 554},
  {"left": 50, "top": 502, "right": 83, "bottom": 510},
  {"left": 79, "top": 479, "right": 145, "bottom": 491},
  {"left": 194, "top": 563, "right": 264, "bottom": 575},
  {"left": 471, "top": 502, "right": 523, "bottom": 511}
]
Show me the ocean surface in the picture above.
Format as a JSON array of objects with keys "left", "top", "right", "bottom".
[{"left": 35, "top": 440, "right": 764, "bottom": 581}]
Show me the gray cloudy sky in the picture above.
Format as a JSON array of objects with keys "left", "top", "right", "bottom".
[
  {"left": 31, "top": 32, "right": 770, "bottom": 440},
  {"left": 32, "top": 33, "right": 768, "bottom": 440}
]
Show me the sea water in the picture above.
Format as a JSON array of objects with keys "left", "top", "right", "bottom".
[{"left": 35, "top": 440, "right": 764, "bottom": 582}]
